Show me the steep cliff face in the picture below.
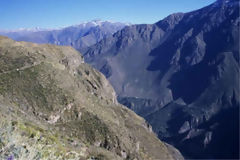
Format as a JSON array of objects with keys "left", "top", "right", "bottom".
[
  {"left": 84, "top": 14, "right": 184, "bottom": 100},
  {"left": 84, "top": 0, "right": 239, "bottom": 158},
  {"left": 0, "top": 36, "right": 183, "bottom": 160}
]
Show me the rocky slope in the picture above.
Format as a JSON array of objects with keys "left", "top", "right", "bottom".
[
  {"left": 0, "top": 36, "right": 183, "bottom": 160},
  {"left": 84, "top": 0, "right": 239, "bottom": 158},
  {"left": 0, "top": 20, "right": 128, "bottom": 53}
]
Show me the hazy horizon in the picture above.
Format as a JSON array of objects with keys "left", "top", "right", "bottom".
[{"left": 0, "top": 0, "right": 215, "bottom": 30}]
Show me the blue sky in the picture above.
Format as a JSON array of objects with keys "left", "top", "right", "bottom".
[{"left": 0, "top": 0, "right": 215, "bottom": 30}]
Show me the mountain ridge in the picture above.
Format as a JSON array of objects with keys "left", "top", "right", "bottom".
[
  {"left": 84, "top": 0, "right": 239, "bottom": 158},
  {"left": 0, "top": 20, "right": 130, "bottom": 53},
  {"left": 0, "top": 36, "right": 183, "bottom": 160}
]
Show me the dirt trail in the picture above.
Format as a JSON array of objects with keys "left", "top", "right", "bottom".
[{"left": 0, "top": 62, "right": 42, "bottom": 76}]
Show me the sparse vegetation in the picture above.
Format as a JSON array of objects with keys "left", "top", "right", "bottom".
[{"left": 0, "top": 36, "right": 178, "bottom": 160}]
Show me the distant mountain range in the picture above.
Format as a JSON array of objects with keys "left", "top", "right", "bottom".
[
  {"left": 0, "top": 20, "right": 129, "bottom": 52},
  {"left": 84, "top": 0, "right": 239, "bottom": 159}
]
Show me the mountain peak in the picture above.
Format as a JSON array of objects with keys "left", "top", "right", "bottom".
[{"left": 74, "top": 20, "right": 131, "bottom": 28}]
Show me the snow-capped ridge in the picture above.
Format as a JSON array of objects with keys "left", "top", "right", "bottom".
[{"left": 0, "top": 20, "right": 131, "bottom": 33}]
